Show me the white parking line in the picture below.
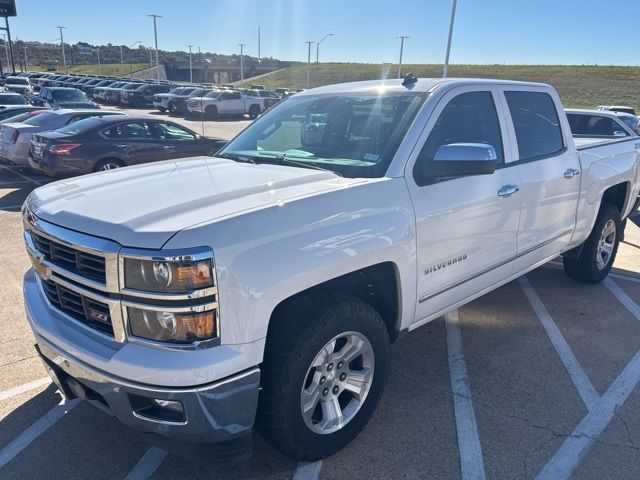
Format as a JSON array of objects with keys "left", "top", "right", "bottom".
[
  {"left": 445, "top": 309, "right": 486, "bottom": 480},
  {"left": 293, "top": 460, "right": 323, "bottom": 480},
  {"left": 519, "top": 277, "right": 599, "bottom": 411},
  {"left": 0, "top": 377, "right": 51, "bottom": 402},
  {"left": 0, "top": 164, "right": 43, "bottom": 186},
  {"left": 603, "top": 277, "right": 640, "bottom": 319},
  {"left": 124, "top": 446, "right": 167, "bottom": 480},
  {"left": 0, "top": 397, "right": 79, "bottom": 469},
  {"left": 536, "top": 348, "right": 640, "bottom": 480}
]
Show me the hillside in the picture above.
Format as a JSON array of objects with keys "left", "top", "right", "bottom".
[
  {"left": 241, "top": 63, "right": 640, "bottom": 110},
  {"left": 66, "top": 63, "right": 148, "bottom": 76}
]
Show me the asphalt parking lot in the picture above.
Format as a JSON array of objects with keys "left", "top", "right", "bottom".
[{"left": 1, "top": 112, "right": 640, "bottom": 479}]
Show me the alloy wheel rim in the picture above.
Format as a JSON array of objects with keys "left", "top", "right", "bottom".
[
  {"left": 596, "top": 219, "right": 616, "bottom": 270},
  {"left": 100, "top": 163, "right": 120, "bottom": 171},
  {"left": 300, "top": 331, "right": 374, "bottom": 435}
]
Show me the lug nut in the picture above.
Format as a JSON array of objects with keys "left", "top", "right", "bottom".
[
  {"left": 327, "top": 363, "right": 333, "bottom": 371},
  {"left": 320, "top": 376, "right": 326, "bottom": 385},
  {"left": 332, "top": 385, "right": 339, "bottom": 395},
  {"left": 339, "top": 373, "right": 347, "bottom": 381},
  {"left": 322, "top": 387, "right": 329, "bottom": 396},
  {"left": 337, "top": 361, "right": 343, "bottom": 369}
]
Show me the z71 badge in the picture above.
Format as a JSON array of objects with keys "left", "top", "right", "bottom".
[{"left": 425, "top": 254, "right": 468, "bottom": 275}]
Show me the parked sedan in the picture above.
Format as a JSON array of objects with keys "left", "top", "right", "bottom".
[
  {"left": 0, "top": 105, "right": 47, "bottom": 122},
  {"left": 27, "top": 115, "right": 226, "bottom": 177},
  {"left": 0, "top": 92, "right": 29, "bottom": 107},
  {"left": 0, "top": 109, "right": 125, "bottom": 166}
]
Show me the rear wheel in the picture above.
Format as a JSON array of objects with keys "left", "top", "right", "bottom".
[
  {"left": 93, "top": 158, "right": 125, "bottom": 172},
  {"left": 256, "top": 293, "right": 390, "bottom": 461},
  {"left": 248, "top": 105, "right": 261, "bottom": 119},
  {"left": 563, "top": 204, "right": 621, "bottom": 283},
  {"left": 133, "top": 96, "right": 145, "bottom": 108},
  {"left": 158, "top": 106, "right": 166, "bottom": 113}
]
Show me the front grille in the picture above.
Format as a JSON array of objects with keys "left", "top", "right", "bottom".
[
  {"left": 41, "top": 278, "right": 114, "bottom": 336},
  {"left": 31, "top": 232, "right": 106, "bottom": 283}
]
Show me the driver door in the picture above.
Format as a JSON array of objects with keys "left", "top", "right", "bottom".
[{"left": 406, "top": 87, "right": 522, "bottom": 325}]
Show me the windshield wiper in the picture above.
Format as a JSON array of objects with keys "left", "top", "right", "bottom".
[
  {"left": 262, "top": 155, "right": 343, "bottom": 177},
  {"left": 217, "top": 152, "right": 256, "bottom": 164}
]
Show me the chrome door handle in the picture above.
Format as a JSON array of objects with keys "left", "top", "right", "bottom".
[
  {"left": 564, "top": 168, "right": 580, "bottom": 179},
  {"left": 498, "top": 185, "right": 520, "bottom": 198},
  {"left": 163, "top": 145, "right": 174, "bottom": 150},
  {"left": 114, "top": 144, "right": 128, "bottom": 148}
]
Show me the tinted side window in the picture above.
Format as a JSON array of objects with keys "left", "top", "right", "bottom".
[
  {"left": 102, "top": 122, "right": 151, "bottom": 139},
  {"left": 567, "top": 114, "right": 627, "bottom": 137},
  {"left": 231, "top": 92, "right": 242, "bottom": 100},
  {"left": 505, "top": 91, "right": 564, "bottom": 160},
  {"left": 149, "top": 122, "right": 195, "bottom": 141},
  {"left": 414, "top": 91, "right": 504, "bottom": 184}
]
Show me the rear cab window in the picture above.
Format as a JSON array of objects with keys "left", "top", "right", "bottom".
[{"left": 504, "top": 91, "right": 565, "bottom": 160}]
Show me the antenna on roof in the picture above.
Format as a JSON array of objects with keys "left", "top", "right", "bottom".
[{"left": 402, "top": 72, "right": 418, "bottom": 86}]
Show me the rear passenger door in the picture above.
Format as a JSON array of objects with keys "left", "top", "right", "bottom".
[
  {"left": 218, "top": 91, "right": 243, "bottom": 114},
  {"left": 500, "top": 88, "right": 582, "bottom": 270},
  {"left": 407, "top": 87, "right": 522, "bottom": 324},
  {"left": 100, "top": 121, "right": 164, "bottom": 166}
]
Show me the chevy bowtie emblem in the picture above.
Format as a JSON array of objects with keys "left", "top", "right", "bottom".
[
  {"left": 26, "top": 208, "right": 37, "bottom": 228},
  {"left": 425, "top": 254, "right": 468, "bottom": 275}
]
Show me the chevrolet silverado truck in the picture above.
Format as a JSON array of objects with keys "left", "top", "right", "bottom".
[
  {"left": 22, "top": 77, "right": 640, "bottom": 462},
  {"left": 186, "top": 89, "right": 264, "bottom": 119}
]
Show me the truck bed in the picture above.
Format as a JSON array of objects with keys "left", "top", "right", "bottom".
[{"left": 574, "top": 135, "right": 640, "bottom": 150}]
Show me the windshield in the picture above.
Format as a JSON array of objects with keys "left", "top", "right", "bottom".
[
  {"left": 221, "top": 91, "right": 428, "bottom": 178},
  {"left": 169, "top": 87, "right": 185, "bottom": 95},
  {"left": 123, "top": 83, "right": 141, "bottom": 90},
  {"left": 205, "top": 91, "right": 221, "bottom": 98},
  {"left": 23, "top": 111, "right": 61, "bottom": 126},
  {"left": 619, "top": 115, "right": 640, "bottom": 134},
  {"left": 0, "top": 94, "right": 28, "bottom": 105},
  {"left": 6, "top": 77, "right": 29, "bottom": 85},
  {"left": 189, "top": 89, "right": 208, "bottom": 97},
  {"left": 52, "top": 89, "right": 89, "bottom": 102}
]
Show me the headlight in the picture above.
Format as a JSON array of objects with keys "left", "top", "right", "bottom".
[
  {"left": 127, "top": 306, "right": 217, "bottom": 343},
  {"left": 124, "top": 257, "right": 214, "bottom": 293}
]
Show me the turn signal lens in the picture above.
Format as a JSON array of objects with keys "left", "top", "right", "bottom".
[{"left": 124, "top": 258, "right": 214, "bottom": 293}]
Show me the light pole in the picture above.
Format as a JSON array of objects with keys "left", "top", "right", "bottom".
[
  {"left": 148, "top": 47, "right": 152, "bottom": 68},
  {"left": 258, "top": 26, "right": 261, "bottom": 60},
  {"left": 397, "top": 35, "right": 408, "bottom": 79},
  {"left": 2, "top": 34, "right": 8, "bottom": 74},
  {"left": 96, "top": 48, "right": 101, "bottom": 75},
  {"left": 188, "top": 45, "right": 193, "bottom": 83},
  {"left": 443, "top": 0, "right": 458, "bottom": 78},
  {"left": 147, "top": 14, "right": 162, "bottom": 83},
  {"left": 239, "top": 44, "right": 245, "bottom": 83},
  {"left": 56, "top": 26, "right": 67, "bottom": 74},
  {"left": 305, "top": 41, "right": 315, "bottom": 88},
  {"left": 119, "top": 45, "right": 124, "bottom": 69},
  {"left": 316, "top": 33, "right": 333, "bottom": 63},
  {"left": 23, "top": 45, "right": 27, "bottom": 71},
  {"left": 128, "top": 41, "right": 141, "bottom": 79}
]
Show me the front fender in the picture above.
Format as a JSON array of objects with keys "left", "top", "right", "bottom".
[{"left": 164, "top": 178, "right": 417, "bottom": 349}]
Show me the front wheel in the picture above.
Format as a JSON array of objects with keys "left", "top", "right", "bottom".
[
  {"left": 94, "top": 158, "right": 125, "bottom": 172},
  {"left": 248, "top": 105, "right": 261, "bottom": 119},
  {"left": 256, "top": 293, "right": 390, "bottom": 461},
  {"left": 563, "top": 204, "right": 621, "bottom": 283}
]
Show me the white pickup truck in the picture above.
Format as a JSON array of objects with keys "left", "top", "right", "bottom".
[
  {"left": 22, "top": 77, "right": 640, "bottom": 462},
  {"left": 186, "top": 89, "right": 264, "bottom": 119}
]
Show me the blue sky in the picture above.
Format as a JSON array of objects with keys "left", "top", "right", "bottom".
[{"left": 8, "top": 0, "right": 640, "bottom": 65}]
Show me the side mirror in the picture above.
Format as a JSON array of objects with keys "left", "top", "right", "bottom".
[
  {"left": 613, "top": 130, "right": 627, "bottom": 137},
  {"left": 423, "top": 143, "right": 497, "bottom": 179}
]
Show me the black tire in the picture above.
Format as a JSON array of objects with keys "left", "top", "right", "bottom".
[
  {"left": 93, "top": 158, "right": 125, "bottom": 173},
  {"left": 248, "top": 105, "right": 261, "bottom": 119},
  {"left": 256, "top": 292, "right": 390, "bottom": 461},
  {"left": 563, "top": 204, "right": 621, "bottom": 283},
  {"left": 158, "top": 107, "right": 166, "bottom": 113},
  {"left": 205, "top": 105, "right": 218, "bottom": 119},
  {"left": 133, "top": 96, "right": 145, "bottom": 108}
]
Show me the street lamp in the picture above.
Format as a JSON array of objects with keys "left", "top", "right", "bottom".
[
  {"left": 443, "top": 0, "right": 458, "bottom": 78},
  {"left": 128, "top": 41, "right": 141, "bottom": 79},
  {"left": 397, "top": 35, "right": 409, "bottom": 79},
  {"left": 316, "top": 33, "right": 333, "bottom": 63},
  {"left": 147, "top": 14, "right": 162, "bottom": 83},
  {"left": 23, "top": 45, "right": 27, "bottom": 72},
  {"left": 239, "top": 43, "right": 245, "bottom": 83},
  {"left": 188, "top": 45, "right": 193, "bottom": 83},
  {"left": 2, "top": 34, "right": 9, "bottom": 74},
  {"left": 96, "top": 47, "right": 101, "bottom": 75},
  {"left": 56, "top": 26, "right": 67, "bottom": 74},
  {"left": 305, "top": 41, "right": 315, "bottom": 88}
]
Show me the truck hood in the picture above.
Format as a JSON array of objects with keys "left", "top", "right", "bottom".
[{"left": 26, "top": 157, "right": 365, "bottom": 248}]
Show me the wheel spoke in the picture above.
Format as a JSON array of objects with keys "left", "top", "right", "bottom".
[
  {"left": 320, "top": 396, "right": 344, "bottom": 430},
  {"left": 336, "top": 336, "right": 366, "bottom": 364},
  {"left": 602, "top": 244, "right": 613, "bottom": 256},
  {"left": 342, "top": 367, "right": 371, "bottom": 399},
  {"left": 301, "top": 386, "right": 321, "bottom": 416}
]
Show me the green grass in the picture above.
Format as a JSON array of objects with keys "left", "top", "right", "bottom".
[
  {"left": 62, "top": 63, "right": 148, "bottom": 76},
  {"left": 241, "top": 63, "right": 640, "bottom": 110}
]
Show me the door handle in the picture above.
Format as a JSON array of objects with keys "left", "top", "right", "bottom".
[
  {"left": 114, "top": 144, "right": 128, "bottom": 149},
  {"left": 564, "top": 168, "right": 580, "bottom": 179},
  {"left": 163, "top": 145, "right": 174, "bottom": 150},
  {"left": 498, "top": 185, "right": 520, "bottom": 198}
]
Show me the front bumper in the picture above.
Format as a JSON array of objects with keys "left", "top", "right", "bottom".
[{"left": 24, "top": 268, "right": 261, "bottom": 461}]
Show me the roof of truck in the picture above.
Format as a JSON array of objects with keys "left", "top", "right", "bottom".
[{"left": 296, "top": 77, "right": 551, "bottom": 96}]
